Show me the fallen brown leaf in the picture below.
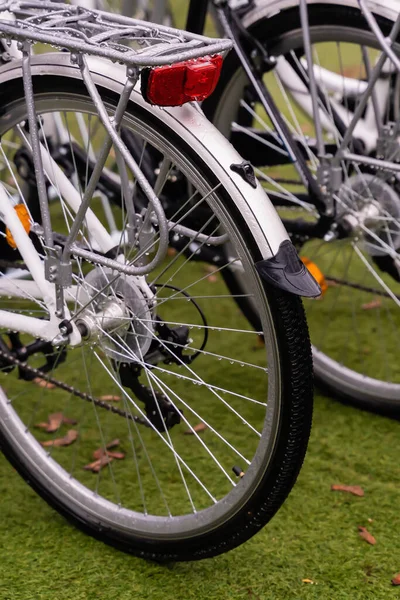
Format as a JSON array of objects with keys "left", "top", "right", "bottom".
[
  {"left": 368, "top": 518, "right": 374, "bottom": 523},
  {"left": 302, "top": 579, "right": 314, "bottom": 584},
  {"left": 362, "top": 299, "right": 382, "bottom": 310},
  {"left": 358, "top": 526, "right": 376, "bottom": 545},
  {"left": 107, "top": 451, "right": 125, "bottom": 460},
  {"left": 204, "top": 265, "right": 216, "bottom": 274},
  {"left": 252, "top": 335, "right": 265, "bottom": 351},
  {"left": 83, "top": 455, "right": 113, "bottom": 473},
  {"left": 391, "top": 573, "right": 400, "bottom": 586},
  {"left": 36, "top": 412, "right": 77, "bottom": 433},
  {"left": 41, "top": 429, "right": 78, "bottom": 448},
  {"left": 184, "top": 422, "right": 207, "bottom": 435},
  {"left": 331, "top": 484, "right": 364, "bottom": 497},
  {"left": 167, "top": 247, "right": 177, "bottom": 257},
  {"left": 92, "top": 439, "right": 120, "bottom": 460},
  {"left": 32, "top": 377, "right": 56, "bottom": 389},
  {"left": 36, "top": 423, "right": 49, "bottom": 430},
  {"left": 203, "top": 265, "right": 219, "bottom": 282},
  {"left": 98, "top": 395, "right": 120, "bottom": 402}
]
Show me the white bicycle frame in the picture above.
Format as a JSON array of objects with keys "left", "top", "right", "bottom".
[
  {"left": 274, "top": 57, "right": 393, "bottom": 154},
  {"left": 240, "top": 0, "right": 400, "bottom": 154}
]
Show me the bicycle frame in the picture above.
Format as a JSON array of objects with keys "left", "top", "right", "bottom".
[{"left": 192, "top": 0, "right": 400, "bottom": 239}]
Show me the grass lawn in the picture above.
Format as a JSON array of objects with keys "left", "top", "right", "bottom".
[
  {"left": 1, "top": 3, "right": 400, "bottom": 600},
  {"left": 1, "top": 391, "right": 400, "bottom": 600}
]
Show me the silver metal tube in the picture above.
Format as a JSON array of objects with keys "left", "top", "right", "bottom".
[
  {"left": 358, "top": 0, "right": 400, "bottom": 73},
  {"left": 62, "top": 65, "right": 137, "bottom": 261},
  {"left": 335, "top": 12, "right": 400, "bottom": 159},
  {"left": 80, "top": 55, "right": 169, "bottom": 275},
  {"left": 361, "top": 45, "right": 383, "bottom": 134},
  {"left": 299, "top": 0, "right": 325, "bottom": 157},
  {"left": 342, "top": 151, "right": 400, "bottom": 172},
  {"left": 0, "top": 3, "right": 232, "bottom": 67},
  {"left": 21, "top": 46, "right": 54, "bottom": 248}
]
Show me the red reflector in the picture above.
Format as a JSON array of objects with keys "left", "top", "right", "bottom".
[{"left": 142, "top": 55, "right": 223, "bottom": 107}]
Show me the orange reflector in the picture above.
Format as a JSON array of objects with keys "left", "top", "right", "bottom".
[
  {"left": 300, "top": 256, "right": 328, "bottom": 296},
  {"left": 6, "top": 204, "right": 31, "bottom": 249},
  {"left": 142, "top": 55, "right": 223, "bottom": 107}
]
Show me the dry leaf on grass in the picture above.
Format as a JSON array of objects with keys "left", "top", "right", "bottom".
[
  {"left": 252, "top": 335, "right": 265, "bottom": 351},
  {"left": 98, "top": 395, "right": 120, "bottom": 402},
  {"left": 358, "top": 526, "right": 376, "bottom": 545},
  {"left": 331, "top": 484, "right": 364, "bottom": 497},
  {"left": 83, "top": 455, "right": 113, "bottom": 473},
  {"left": 204, "top": 264, "right": 219, "bottom": 283},
  {"left": 41, "top": 429, "right": 78, "bottom": 448},
  {"left": 86, "top": 440, "right": 125, "bottom": 472},
  {"left": 36, "top": 412, "right": 77, "bottom": 433},
  {"left": 184, "top": 422, "right": 207, "bottom": 435},
  {"left": 32, "top": 377, "right": 56, "bottom": 389},
  {"left": 92, "top": 439, "right": 120, "bottom": 460},
  {"left": 362, "top": 299, "right": 382, "bottom": 310},
  {"left": 107, "top": 451, "right": 125, "bottom": 460},
  {"left": 391, "top": 574, "right": 400, "bottom": 586},
  {"left": 302, "top": 579, "right": 314, "bottom": 584}
]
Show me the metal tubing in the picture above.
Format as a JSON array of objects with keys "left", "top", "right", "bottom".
[
  {"left": 299, "top": 0, "right": 325, "bottom": 157},
  {"left": 79, "top": 55, "right": 169, "bottom": 276},
  {"left": 335, "top": 13, "right": 400, "bottom": 159},
  {"left": 361, "top": 45, "right": 382, "bottom": 135},
  {"left": 216, "top": 4, "right": 327, "bottom": 212},
  {"left": 0, "top": 1, "right": 232, "bottom": 67},
  {"left": 341, "top": 152, "right": 400, "bottom": 173},
  {"left": 62, "top": 65, "right": 137, "bottom": 261},
  {"left": 21, "top": 46, "right": 54, "bottom": 248},
  {"left": 358, "top": 0, "right": 400, "bottom": 73}
]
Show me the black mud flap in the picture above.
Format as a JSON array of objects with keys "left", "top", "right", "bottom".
[{"left": 255, "top": 239, "right": 321, "bottom": 298}]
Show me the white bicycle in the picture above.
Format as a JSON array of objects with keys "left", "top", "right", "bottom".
[{"left": 0, "top": 1, "right": 318, "bottom": 561}]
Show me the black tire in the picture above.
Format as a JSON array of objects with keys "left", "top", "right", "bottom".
[
  {"left": 0, "top": 288, "right": 313, "bottom": 561},
  {"left": 0, "top": 73, "right": 314, "bottom": 561}
]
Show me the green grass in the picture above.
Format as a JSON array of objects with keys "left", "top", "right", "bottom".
[
  {"left": 1, "top": 4, "right": 400, "bottom": 599},
  {"left": 1, "top": 392, "right": 400, "bottom": 600}
]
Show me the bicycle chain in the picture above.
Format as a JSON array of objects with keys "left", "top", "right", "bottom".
[
  {"left": 326, "top": 276, "right": 400, "bottom": 300},
  {"left": 0, "top": 346, "right": 145, "bottom": 424}
]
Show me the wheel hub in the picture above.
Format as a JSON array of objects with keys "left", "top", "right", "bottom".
[
  {"left": 76, "top": 268, "right": 155, "bottom": 361},
  {"left": 337, "top": 174, "right": 400, "bottom": 256}
]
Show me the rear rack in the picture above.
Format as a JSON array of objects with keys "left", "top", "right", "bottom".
[{"left": 0, "top": 0, "right": 232, "bottom": 66}]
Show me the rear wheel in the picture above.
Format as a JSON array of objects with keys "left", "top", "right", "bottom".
[
  {"left": 0, "top": 74, "right": 313, "bottom": 560},
  {"left": 205, "top": 4, "right": 400, "bottom": 414}
]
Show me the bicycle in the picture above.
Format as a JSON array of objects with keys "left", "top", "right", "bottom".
[
  {"left": 180, "top": 0, "right": 400, "bottom": 415},
  {"left": 0, "top": 0, "right": 318, "bottom": 561}
]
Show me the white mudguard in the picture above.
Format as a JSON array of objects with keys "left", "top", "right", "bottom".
[{"left": 242, "top": 0, "right": 399, "bottom": 27}]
